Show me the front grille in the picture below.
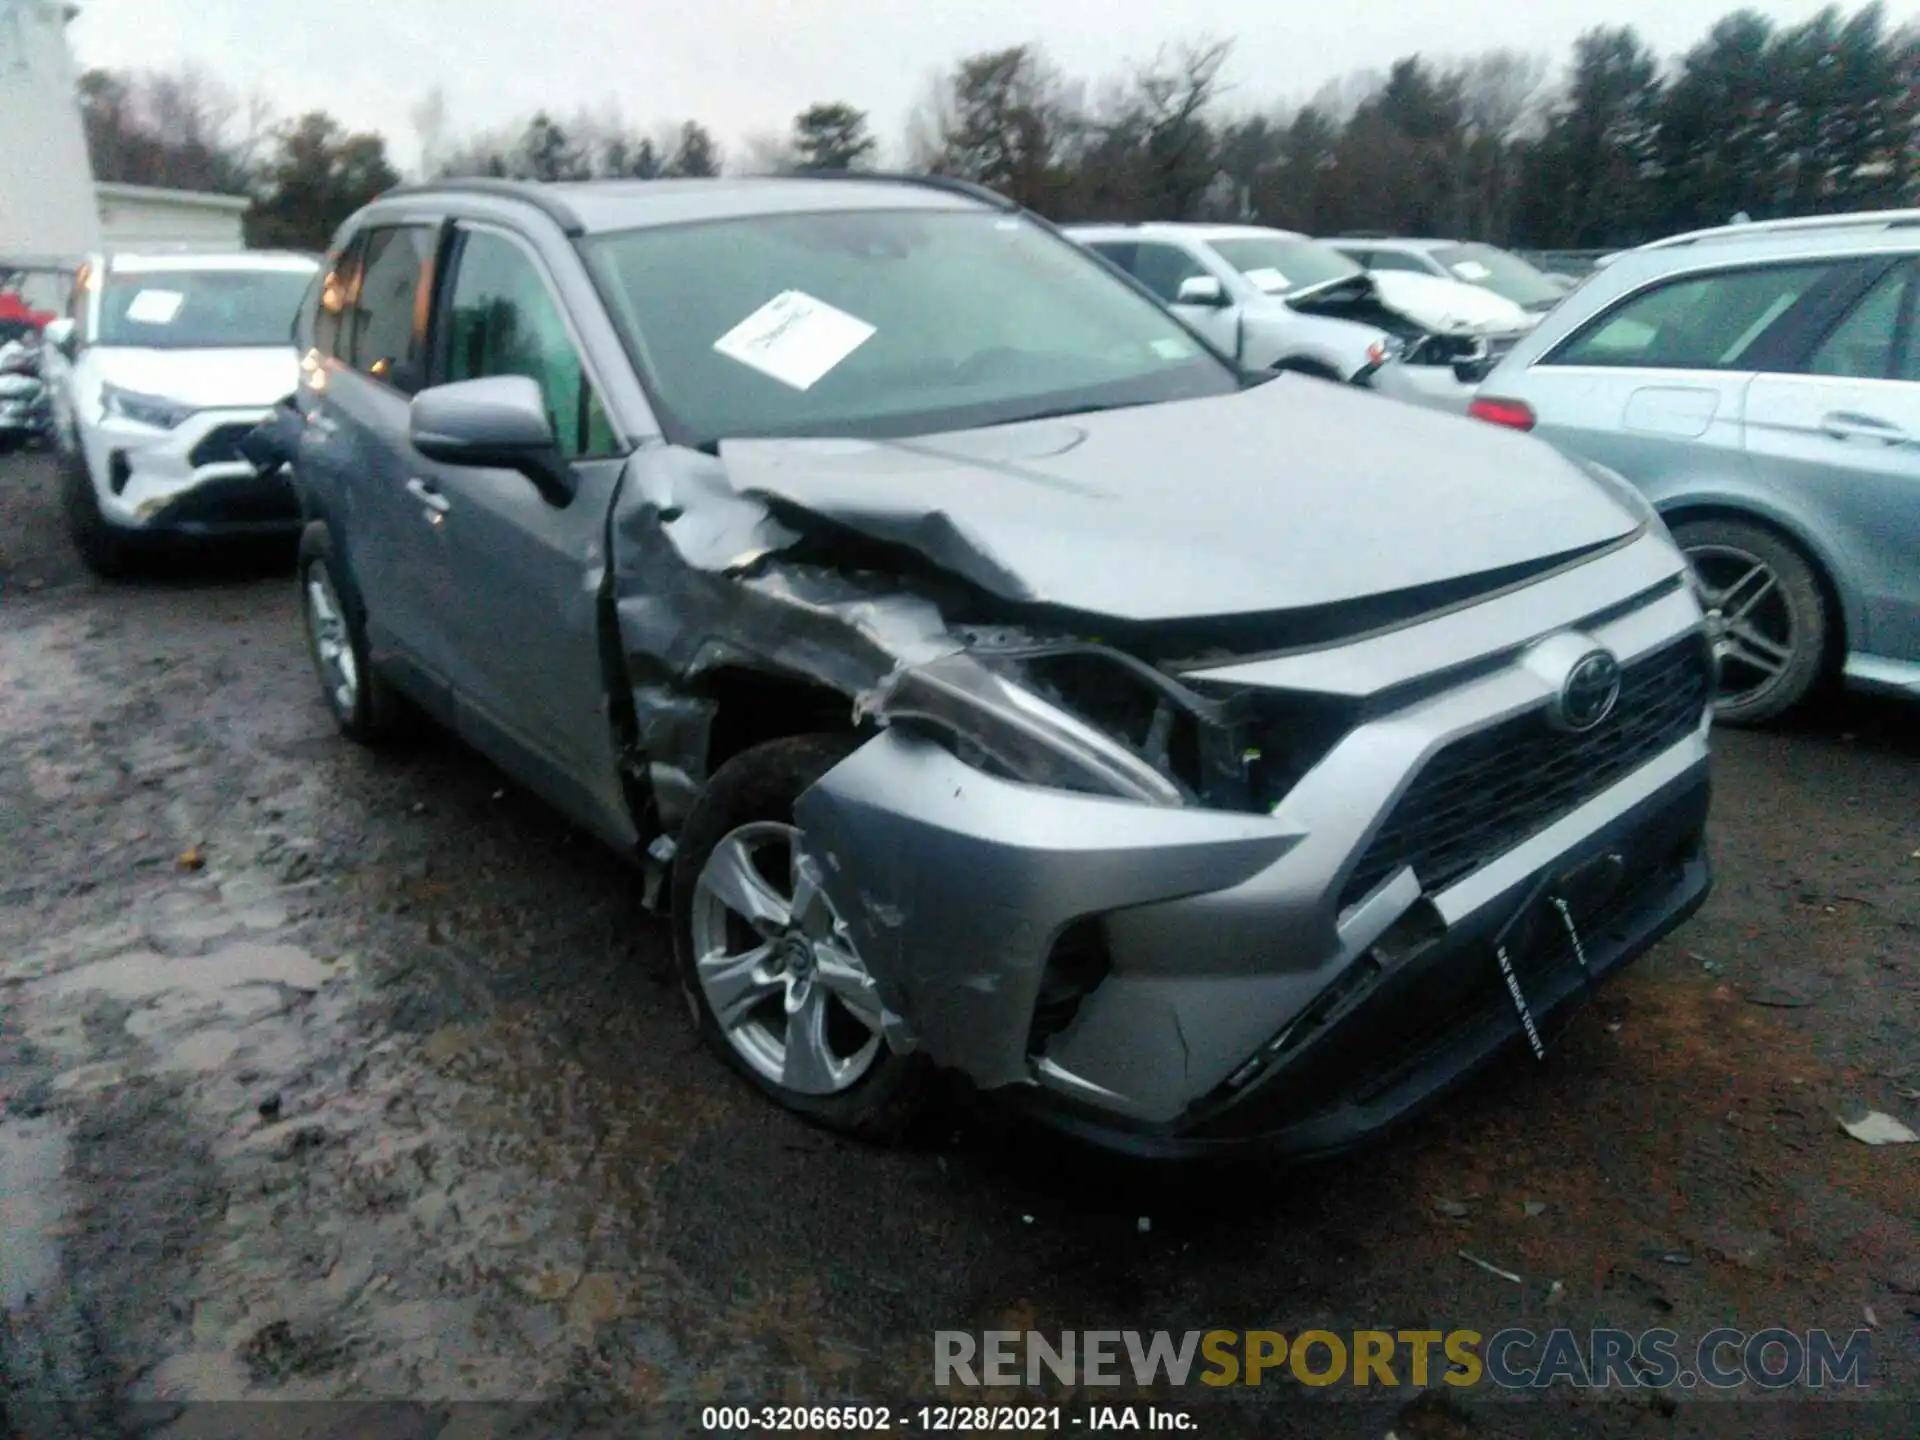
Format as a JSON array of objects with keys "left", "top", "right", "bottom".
[
  {"left": 189, "top": 423, "right": 257, "bottom": 468},
  {"left": 1338, "top": 636, "right": 1710, "bottom": 912}
]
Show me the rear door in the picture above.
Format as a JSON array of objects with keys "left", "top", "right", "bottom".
[
  {"left": 1515, "top": 259, "right": 1868, "bottom": 499},
  {"left": 311, "top": 223, "right": 456, "bottom": 704},
  {"left": 1744, "top": 257, "right": 1920, "bottom": 665},
  {"left": 416, "top": 222, "right": 636, "bottom": 846}
]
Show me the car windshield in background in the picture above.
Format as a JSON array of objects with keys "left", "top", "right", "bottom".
[
  {"left": 1432, "top": 243, "right": 1564, "bottom": 310},
  {"left": 580, "top": 209, "right": 1239, "bottom": 444},
  {"left": 1207, "top": 237, "right": 1364, "bottom": 297},
  {"left": 96, "top": 267, "right": 316, "bottom": 349}
]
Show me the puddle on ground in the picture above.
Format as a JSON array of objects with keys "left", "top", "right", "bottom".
[{"left": 26, "top": 881, "right": 332, "bottom": 1077}]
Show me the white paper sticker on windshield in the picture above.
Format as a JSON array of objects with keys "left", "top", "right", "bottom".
[
  {"left": 1151, "top": 336, "right": 1197, "bottom": 359},
  {"left": 1451, "top": 261, "right": 1493, "bottom": 281},
  {"left": 712, "top": 290, "right": 875, "bottom": 391},
  {"left": 125, "top": 289, "right": 185, "bottom": 325},
  {"left": 1242, "top": 267, "right": 1290, "bottom": 293}
]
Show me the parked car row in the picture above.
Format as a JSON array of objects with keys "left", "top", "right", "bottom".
[{"left": 1467, "top": 211, "right": 1920, "bottom": 723}]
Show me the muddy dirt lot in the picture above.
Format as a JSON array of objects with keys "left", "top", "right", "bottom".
[{"left": 2, "top": 449, "right": 1915, "bottom": 1439}]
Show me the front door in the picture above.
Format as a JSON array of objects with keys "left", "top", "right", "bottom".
[{"left": 417, "top": 223, "right": 636, "bottom": 847}]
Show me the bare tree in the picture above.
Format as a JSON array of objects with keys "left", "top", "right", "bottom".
[
  {"left": 410, "top": 87, "right": 448, "bottom": 181},
  {"left": 737, "top": 131, "right": 800, "bottom": 175}
]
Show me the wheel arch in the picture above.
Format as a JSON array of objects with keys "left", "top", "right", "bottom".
[{"left": 1659, "top": 496, "right": 1853, "bottom": 667}]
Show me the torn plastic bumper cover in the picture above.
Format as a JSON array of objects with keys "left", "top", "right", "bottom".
[{"left": 603, "top": 425, "right": 1713, "bottom": 1153}]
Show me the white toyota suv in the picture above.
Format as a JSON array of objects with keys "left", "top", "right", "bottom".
[{"left": 42, "top": 249, "right": 319, "bottom": 575}]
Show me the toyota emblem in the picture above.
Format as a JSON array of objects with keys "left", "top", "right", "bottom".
[{"left": 1554, "top": 650, "right": 1622, "bottom": 732}]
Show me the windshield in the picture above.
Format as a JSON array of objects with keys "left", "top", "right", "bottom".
[
  {"left": 96, "top": 267, "right": 316, "bottom": 349},
  {"left": 1431, "top": 244, "right": 1563, "bottom": 309},
  {"left": 1206, "top": 237, "right": 1364, "bottom": 297},
  {"left": 579, "top": 209, "right": 1238, "bottom": 445}
]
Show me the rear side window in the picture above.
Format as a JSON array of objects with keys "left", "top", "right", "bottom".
[
  {"left": 1549, "top": 263, "right": 1834, "bottom": 371},
  {"left": 1807, "top": 262, "right": 1913, "bottom": 380},
  {"left": 1366, "top": 250, "right": 1434, "bottom": 275},
  {"left": 344, "top": 225, "right": 436, "bottom": 392},
  {"left": 312, "top": 243, "right": 357, "bottom": 360}
]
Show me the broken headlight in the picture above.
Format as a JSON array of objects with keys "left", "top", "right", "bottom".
[{"left": 870, "top": 642, "right": 1254, "bottom": 808}]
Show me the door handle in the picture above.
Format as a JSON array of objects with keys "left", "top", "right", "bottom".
[
  {"left": 1819, "top": 411, "right": 1908, "bottom": 444},
  {"left": 405, "top": 477, "right": 451, "bottom": 514}
]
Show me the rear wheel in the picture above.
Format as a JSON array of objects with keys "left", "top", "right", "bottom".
[
  {"left": 671, "top": 734, "right": 928, "bottom": 1141},
  {"left": 297, "top": 522, "right": 403, "bottom": 745},
  {"left": 1673, "top": 516, "right": 1829, "bottom": 726}
]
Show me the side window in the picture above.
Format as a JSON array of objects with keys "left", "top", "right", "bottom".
[
  {"left": 312, "top": 240, "right": 361, "bottom": 360},
  {"left": 1550, "top": 263, "right": 1833, "bottom": 371},
  {"left": 345, "top": 225, "right": 435, "bottom": 392},
  {"left": 1806, "top": 263, "right": 1910, "bottom": 380},
  {"left": 440, "top": 229, "right": 617, "bottom": 460},
  {"left": 1086, "top": 241, "right": 1139, "bottom": 276},
  {"left": 1129, "top": 243, "right": 1211, "bottom": 305},
  {"left": 1368, "top": 250, "right": 1433, "bottom": 275}
]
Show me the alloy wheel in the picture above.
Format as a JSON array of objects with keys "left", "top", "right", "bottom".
[
  {"left": 303, "top": 562, "right": 359, "bottom": 718},
  {"left": 1686, "top": 541, "right": 1800, "bottom": 713},
  {"left": 689, "top": 820, "right": 885, "bottom": 1096}
]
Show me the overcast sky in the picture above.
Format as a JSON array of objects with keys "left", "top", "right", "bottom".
[{"left": 69, "top": 0, "right": 1912, "bottom": 173}]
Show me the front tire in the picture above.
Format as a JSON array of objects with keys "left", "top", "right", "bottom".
[
  {"left": 1673, "top": 516, "right": 1829, "bottom": 726},
  {"left": 671, "top": 734, "right": 928, "bottom": 1141},
  {"left": 59, "top": 449, "right": 135, "bottom": 578}
]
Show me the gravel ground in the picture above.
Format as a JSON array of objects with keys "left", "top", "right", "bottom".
[{"left": 2, "top": 449, "right": 1915, "bottom": 1438}]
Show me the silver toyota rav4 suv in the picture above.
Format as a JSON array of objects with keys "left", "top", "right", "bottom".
[{"left": 271, "top": 175, "right": 1715, "bottom": 1156}]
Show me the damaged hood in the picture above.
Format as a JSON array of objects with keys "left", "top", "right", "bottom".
[
  {"left": 714, "top": 377, "right": 1640, "bottom": 623},
  {"left": 1363, "top": 271, "right": 1537, "bottom": 336}
]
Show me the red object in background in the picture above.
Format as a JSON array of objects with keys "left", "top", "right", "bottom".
[
  {"left": 0, "top": 291, "right": 55, "bottom": 330},
  {"left": 1467, "top": 396, "right": 1537, "bottom": 431}
]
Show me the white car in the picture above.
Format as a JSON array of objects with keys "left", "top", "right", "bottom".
[
  {"left": 1063, "top": 222, "right": 1536, "bottom": 412},
  {"left": 41, "top": 249, "right": 319, "bottom": 575}
]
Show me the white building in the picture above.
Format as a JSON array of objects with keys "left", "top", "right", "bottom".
[
  {"left": 94, "top": 181, "right": 248, "bottom": 250},
  {"left": 0, "top": 0, "right": 99, "bottom": 259}
]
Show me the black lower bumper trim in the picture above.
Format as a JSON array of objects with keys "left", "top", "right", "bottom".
[
  {"left": 1013, "top": 766, "right": 1713, "bottom": 1159},
  {"left": 141, "top": 470, "right": 301, "bottom": 536}
]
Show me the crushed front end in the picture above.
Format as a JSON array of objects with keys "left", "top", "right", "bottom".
[{"left": 791, "top": 531, "right": 1714, "bottom": 1155}]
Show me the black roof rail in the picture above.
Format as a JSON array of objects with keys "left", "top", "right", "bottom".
[
  {"left": 1332, "top": 231, "right": 1390, "bottom": 240},
  {"left": 376, "top": 177, "right": 588, "bottom": 236},
  {"left": 784, "top": 169, "right": 1019, "bottom": 212}
]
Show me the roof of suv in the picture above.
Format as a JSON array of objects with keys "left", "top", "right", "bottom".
[
  {"left": 377, "top": 174, "right": 1008, "bottom": 236},
  {"left": 99, "top": 249, "right": 319, "bottom": 273},
  {"left": 1330, "top": 237, "right": 1453, "bottom": 251},
  {"left": 1591, "top": 223, "right": 1920, "bottom": 292},
  {"left": 1063, "top": 222, "right": 1310, "bottom": 243}
]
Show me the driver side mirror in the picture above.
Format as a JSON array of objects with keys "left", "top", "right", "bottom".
[
  {"left": 409, "top": 375, "right": 575, "bottom": 505},
  {"left": 1175, "top": 275, "right": 1228, "bottom": 307},
  {"left": 42, "top": 317, "right": 76, "bottom": 359}
]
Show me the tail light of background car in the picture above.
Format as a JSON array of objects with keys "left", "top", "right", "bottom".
[{"left": 1467, "top": 396, "right": 1537, "bottom": 431}]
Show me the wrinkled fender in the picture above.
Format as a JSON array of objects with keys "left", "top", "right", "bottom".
[{"left": 793, "top": 729, "right": 1303, "bottom": 1093}]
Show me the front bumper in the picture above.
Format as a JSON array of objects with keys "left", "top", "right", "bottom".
[
  {"left": 76, "top": 406, "right": 300, "bottom": 536},
  {"left": 794, "top": 533, "right": 1715, "bottom": 1154}
]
